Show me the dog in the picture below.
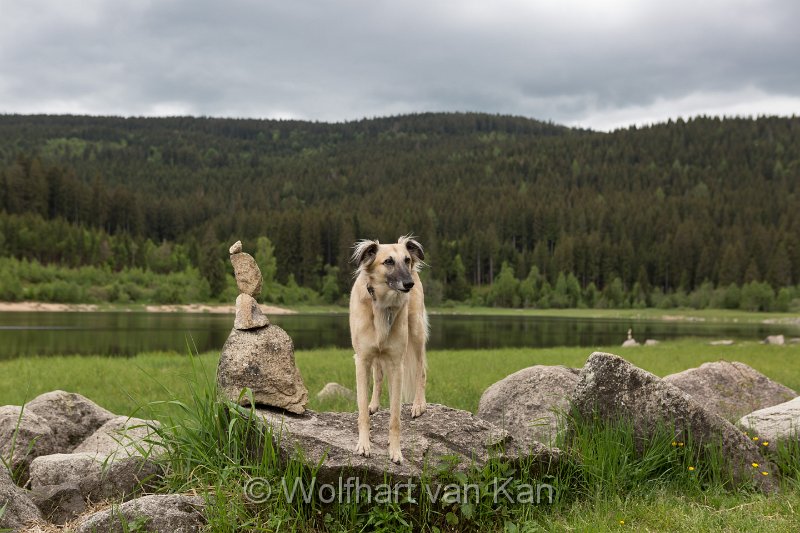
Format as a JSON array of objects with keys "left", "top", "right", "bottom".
[{"left": 349, "top": 235, "right": 429, "bottom": 464}]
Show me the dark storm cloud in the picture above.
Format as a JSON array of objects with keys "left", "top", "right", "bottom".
[{"left": 1, "top": 0, "right": 799, "bottom": 130}]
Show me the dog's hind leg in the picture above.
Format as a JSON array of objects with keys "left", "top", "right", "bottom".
[
  {"left": 411, "top": 348, "right": 427, "bottom": 418},
  {"left": 354, "top": 355, "right": 372, "bottom": 457},
  {"left": 369, "top": 360, "right": 383, "bottom": 414},
  {"left": 387, "top": 360, "right": 404, "bottom": 464}
]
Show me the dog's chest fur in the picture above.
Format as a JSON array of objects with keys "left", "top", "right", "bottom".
[{"left": 371, "top": 290, "right": 408, "bottom": 349}]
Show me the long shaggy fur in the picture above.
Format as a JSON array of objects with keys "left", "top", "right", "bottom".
[{"left": 349, "top": 235, "right": 429, "bottom": 464}]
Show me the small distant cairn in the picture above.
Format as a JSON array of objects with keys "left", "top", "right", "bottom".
[
  {"left": 216, "top": 240, "right": 308, "bottom": 414},
  {"left": 622, "top": 328, "right": 640, "bottom": 347}
]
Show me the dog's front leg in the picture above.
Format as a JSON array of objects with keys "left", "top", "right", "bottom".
[
  {"left": 369, "top": 361, "right": 383, "bottom": 414},
  {"left": 387, "top": 360, "right": 404, "bottom": 464},
  {"left": 355, "top": 355, "right": 372, "bottom": 457}
]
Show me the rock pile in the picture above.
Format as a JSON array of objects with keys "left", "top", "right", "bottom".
[
  {"left": 0, "top": 391, "right": 169, "bottom": 531},
  {"left": 216, "top": 240, "right": 308, "bottom": 414},
  {"left": 229, "top": 240, "right": 268, "bottom": 330},
  {"left": 571, "top": 352, "right": 778, "bottom": 493}
]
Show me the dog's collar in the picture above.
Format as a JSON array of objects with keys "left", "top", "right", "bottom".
[{"left": 366, "top": 284, "right": 376, "bottom": 302}]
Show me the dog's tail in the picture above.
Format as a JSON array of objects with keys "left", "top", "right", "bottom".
[{"left": 402, "top": 310, "right": 429, "bottom": 403}]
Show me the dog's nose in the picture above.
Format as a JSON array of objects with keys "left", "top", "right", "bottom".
[{"left": 403, "top": 281, "right": 415, "bottom": 291}]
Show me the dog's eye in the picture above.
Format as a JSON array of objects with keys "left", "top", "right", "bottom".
[
  {"left": 404, "top": 257, "right": 411, "bottom": 265},
  {"left": 384, "top": 257, "right": 394, "bottom": 266}
]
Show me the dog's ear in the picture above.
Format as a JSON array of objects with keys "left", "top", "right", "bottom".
[
  {"left": 401, "top": 236, "right": 425, "bottom": 262},
  {"left": 352, "top": 240, "right": 379, "bottom": 268}
]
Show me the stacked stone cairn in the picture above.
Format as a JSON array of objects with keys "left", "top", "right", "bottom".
[{"left": 216, "top": 240, "right": 309, "bottom": 414}]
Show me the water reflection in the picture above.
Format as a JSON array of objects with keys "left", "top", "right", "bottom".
[{"left": 0, "top": 311, "right": 797, "bottom": 358}]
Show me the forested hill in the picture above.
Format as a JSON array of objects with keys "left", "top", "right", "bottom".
[{"left": 1, "top": 112, "right": 799, "bottom": 306}]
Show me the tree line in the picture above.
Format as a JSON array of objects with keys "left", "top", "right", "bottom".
[{"left": 0, "top": 112, "right": 798, "bottom": 309}]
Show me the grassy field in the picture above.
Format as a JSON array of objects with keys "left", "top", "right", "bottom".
[
  {"left": 2, "top": 341, "right": 800, "bottom": 531},
  {"left": 2, "top": 340, "right": 800, "bottom": 416}
]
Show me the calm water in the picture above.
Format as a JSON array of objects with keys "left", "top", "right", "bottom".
[{"left": 0, "top": 311, "right": 798, "bottom": 359}]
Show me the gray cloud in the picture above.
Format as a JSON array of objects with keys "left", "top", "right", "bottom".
[{"left": 1, "top": 0, "right": 799, "bottom": 130}]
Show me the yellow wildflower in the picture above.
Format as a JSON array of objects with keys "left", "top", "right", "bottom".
[
  {"left": 762, "top": 471, "right": 769, "bottom": 476},
  {"left": 752, "top": 463, "right": 759, "bottom": 468},
  {"left": 753, "top": 436, "right": 759, "bottom": 441},
  {"left": 688, "top": 466, "right": 695, "bottom": 471},
  {"left": 763, "top": 441, "right": 769, "bottom": 446}
]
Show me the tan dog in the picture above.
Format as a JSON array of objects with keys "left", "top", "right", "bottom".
[{"left": 350, "top": 235, "right": 429, "bottom": 464}]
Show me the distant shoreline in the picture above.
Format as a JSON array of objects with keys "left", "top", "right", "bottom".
[{"left": 0, "top": 301, "right": 296, "bottom": 315}]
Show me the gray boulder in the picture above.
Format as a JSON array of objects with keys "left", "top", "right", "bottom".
[
  {"left": 664, "top": 361, "right": 796, "bottom": 422},
  {"left": 571, "top": 352, "right": 778, "bottom": 492},
  {"left": 76, "top": 494, "right": 205, "bottom": 533},
  {"left": 316, "top": 382, "right": 355, "bottom": 402},
  {"left": 230, "top": 251, "right": 263, "bottom": 297},
  {"left": 218, "top": 325, "right": 308, "bottom": 414},
  {"left": 739, "top": 396, "right": 800, "bottom": 447},
  {"left": 0, "top": 405, "right": 56, "bottom": 481},
  {"left": 0, "top": 466, "right": 42, "bottom": 531},
  {"left": 257, "top": 403, "right": 559, "bottom": 486},
  {"left": 234, "top": 293, "right": 269, "bottom": 330},
  {"left": 764, "top": 335, "right": 785, "bottom": 345},
  {"left": 29, "top": 452, "right": 161, "bottom": 502},
  {"left": 29, "top": 482, "right": 85, "bottom": 525},
  {"left": 25, "top": 390, "right": 115, "bottom": 452},
  {"left": 72, "top": 416, "right": 162, "bottom": 459},
  {"left": 477, "top": 365, "right": 579, "bottom": 447}
]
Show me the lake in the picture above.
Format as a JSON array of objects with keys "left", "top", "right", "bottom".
[{"left": 1, "top": 311, "right": 798, "bottom": 359}]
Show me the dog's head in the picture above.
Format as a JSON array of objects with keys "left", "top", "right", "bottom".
[{"left": 352, "top": 235, "right": 425, "bottom": 293}]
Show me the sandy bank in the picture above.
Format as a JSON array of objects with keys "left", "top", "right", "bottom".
[{"left": 0, "top": 301, "right": 296, "bottom": 315}]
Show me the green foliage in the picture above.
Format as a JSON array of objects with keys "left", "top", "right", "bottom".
[{"left": 0, "top": 113, "right": 798, "bottom": 308}]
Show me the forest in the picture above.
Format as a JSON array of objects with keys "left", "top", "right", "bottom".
[{"left": 0, "top": 112, "right": 798, "bottom": 310}]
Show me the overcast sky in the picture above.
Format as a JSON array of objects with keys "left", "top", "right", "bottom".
[{"left": 1, "top": 0, "right": 799, "bottom": 131}]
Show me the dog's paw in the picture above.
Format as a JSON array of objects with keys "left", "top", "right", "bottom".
[
  {"left": 355, "top": 439, "right": 371, "bottom": 457},
  {"left": 389, "top": 447, "right": 404, "bottom": 464},
  {"left": 411, "top": 402, "right": 427, "bottom": 418},
  {"left": 369, "top": 402, "right": 380, "bottom": 414}
]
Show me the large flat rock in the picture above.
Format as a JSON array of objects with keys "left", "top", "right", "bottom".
[{"left": 257, "top": 403, "right": 559, "bottom": 485}]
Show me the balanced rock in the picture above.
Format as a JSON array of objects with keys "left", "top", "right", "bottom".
[
  {"left": 0, "top": 405, "right": 57, "bottom": 481},
  {"left": 76, "top": 494, "right": 205, "bottom": 533},
  {"left": 25, "top": 390, "right": 115, "bottom": 452},
  {"left": 571, "top": 352, "right": 778, "bottom": 492},
  {"left": 257, "top": 403, "right": 559, "bottom": 485},
  {"left": 477, "top": 365, "right": 579, "bottom": 447},
  {"left": 229, "top": 240, "right": 243, "bottom": 254},
  {"left": 217, "top": 325, "right": 308, "bottom": 414},
  {"left": 234, "top": 293, "right": 269, "bottom": 330},
  {"left": 739, "top": 396, "right": 800, "bottom": 446},
  {"left": 230, "top": 251, "right": 262, "bottom": 297},
  {"left": 621, "top": 328, "right": 639, "bottom": 347},
  {"left": 664, "top": 361, "right": 796, "bottom": 422},
  {"left": 316, "top": 382, "right": 355, "bottom": 402},
  {"left": 0, "top": 466, "right": 42, "bottom": 531}
]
